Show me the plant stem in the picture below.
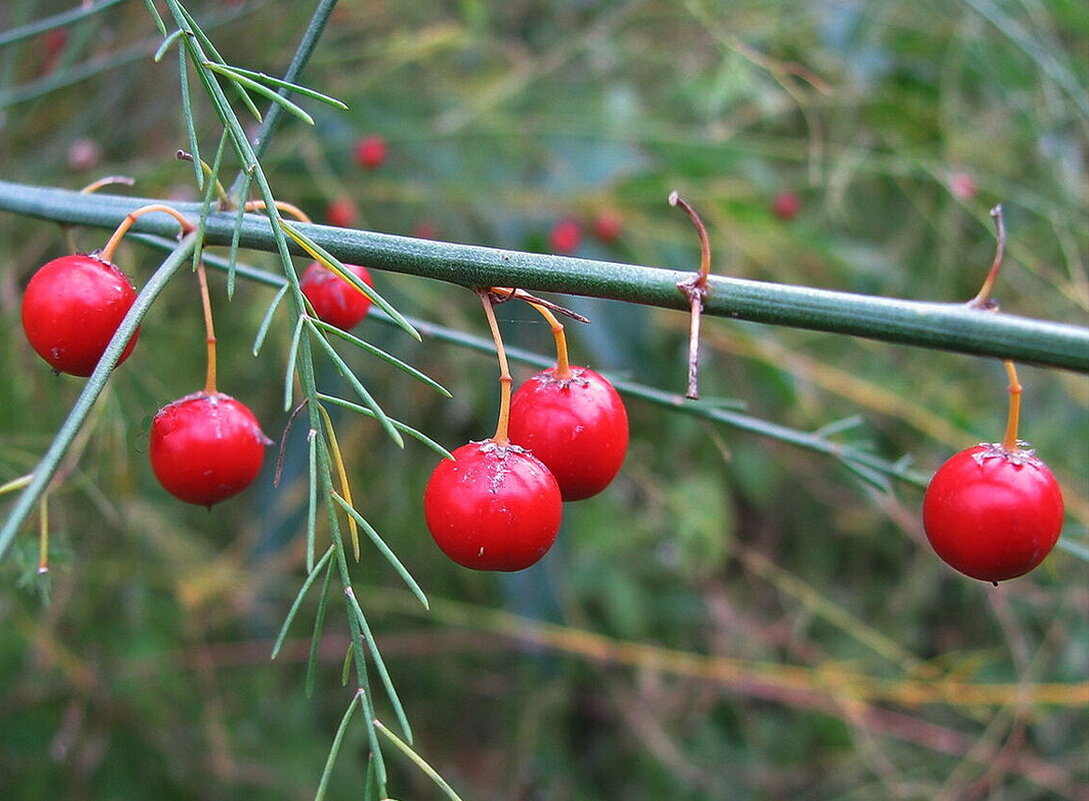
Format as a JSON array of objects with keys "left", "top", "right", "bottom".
[
  {"left": 1, "top": 181, "right": 1087, "bottom": 373},
  {"left": 479, "top": 290, "right": 513, "bottom": 445},
  {"left": 527, "top": 301, "right": 572, "bottom": 379},
  {"left": 969, "top": 205, "right": 1006, "bottom": 310},
  {"left": 99, "top": 203, "right": 193, "bottom": 263},
  {"left": 196, "top": 262, "right": 218, "bottom": 394},
  {"left": 1002, "top": 360, "right": 1022, "bottom": 451},
  {"left": 670, "top": 191, "right": 713, "bottom": 399}
]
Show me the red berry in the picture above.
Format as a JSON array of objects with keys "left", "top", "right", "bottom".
[
  {"left": 354, "top": 135, "right": 387, "bottom": 170},
  {"left": 922, "top": 443, "right": 1064, "bottom": 583},
  {"left": 424, "top": 440, "right": 563, "bottom": 571},
  {"left": 325, "top": 198, "right": 356, "bottom": 228},
  {"left": 299, "top": 261, "right": 374, "bottom": 330},
  {"left": 149, "top": 391, "right": 271, "bottom": 507},
  {"left": 771, "top": 190, "right": 801, "bottom": 221},
  {"left": 21, "top": 253, "right": 139, "bottom": 376},
  {"left": 507, "top": 366, "right": 628, "bottom": 501},
  {"left": 592, "top": 209, "right": 623, "bottom": 244},
  {"left": 549, "top": 219, "right": 581, "bottom": 254},
  {"left": 67, "top": 138, "right": 101, "bottom": 171},
  {"left": 950, "top": 172, "right": 978, "bottom": 200}
]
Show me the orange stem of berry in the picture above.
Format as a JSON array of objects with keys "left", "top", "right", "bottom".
[
  {"left": 527, "top": 302, "right": 572, "bottom": 379},
  {"left": 99, "top": 204, "right": 194, "bottom": 264},
  {"left": 245, "top": 199, "right": 312, "bottom": 224},
  {"left": 79, "top": 175, "right": 135, "bottom": 195},
  {"left": 965, "top": 205, "right": 1021, "bottom": 451},
  {"left": 968, "top": 206, "right": 1007, "bottom": 310},
  {"left": 479, "top": 290, "right": 513, "bottom": 445},
  {"left": 196, "top": 262, "right": 218, "bottom": 395},
  {"left": 1002, "top": 359, "right": 1022, "bottom": 452}
]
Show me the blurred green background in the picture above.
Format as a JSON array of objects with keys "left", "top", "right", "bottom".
[{"left": 1, "top": 1, "right": 1087, "bottom": 799}]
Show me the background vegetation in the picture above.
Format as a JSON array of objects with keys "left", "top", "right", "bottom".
[{"left": 0, "top": 1, "right": 1086, "bottom": 799}]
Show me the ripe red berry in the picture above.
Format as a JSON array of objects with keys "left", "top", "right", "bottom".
[
  {"left": 299, "top": 261, "right": 374, "bottom": 330},
  {"left": 922, "top": 443, "right": 1064, "bottom": 583},
  {"left": 149, "top": 391, "right": 271, "bottom": 507},
  {"left": 325, "top": 198, "right": 356, "bottom": 229},
  {"left": 771, "top": 190, "right": 801, "bottom": 221},
  {"left": 507, "top": 366, "right": 628, "bottom": 501},
  {"left": 950, "top": 172, "right": 978, "bottom": 200},
  {"left": 424, "top": 440, "right": 563, "bottom": 571},
  {"left": 21, "top": 253, "right": 139, "bottom": 376},
  {"left": 592, "top": 209, "right": 623, "bottom": 244},
  {"left": 354, "top": 135, "right": 387, "bottom": 170},
  {"left": 549, "top": 219, "right": 581, "bottom": 254}
]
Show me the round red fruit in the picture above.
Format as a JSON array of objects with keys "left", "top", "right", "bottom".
[
  {"left": 299, "top": 261, "right": 374, "bottom": 330},
  {"left": 549, "top": 219, "right": 582, "bottom": 254},
  {"left": 771, "top": 190, "right": 801, "bottom": 221},
  {"left": 150, "top": 392, "right": 271, "bottom": 507},
  {"left": 354, "top": 135, "right": 387, "bottom": 170},
  {"left": 21, "top": 253, "right": 139, "bottom": 376},
  {"left": 507, "top": 366, "right": 628, "bottom": 501},
  {"left": 424, "top": 441, "right": 563, "bottom": 571},
  {"left": 325, "top": 198, "right": 356, "bottom": 228},
  {"left": 922, "top": 443, "right": 1064, "bottom": 583},
  {"left": 592, "top": 209, "right": 623, "bottom": 244}
]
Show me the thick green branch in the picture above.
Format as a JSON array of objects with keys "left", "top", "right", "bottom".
[{"left": 1, "top": 180, "right": 1086, "bottom": 373}]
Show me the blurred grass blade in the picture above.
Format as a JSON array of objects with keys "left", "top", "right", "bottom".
[
  {"left": 271, "top": 545, "right": 335, "bottom": 660},
  {"left": 814, "top": 414, "right": 866, "bottom": 439},
  {"left": 331, "top": 491, "right": 429, "bottom": 609},
  {"left": 0, "top": 0, "right": 129, "bottom": 47},
  {"left": 840, "top": 456, "right": 893, "bottom": 494},
  {"left": 311, "top": 319, "right": 451, "bottom": 397}
]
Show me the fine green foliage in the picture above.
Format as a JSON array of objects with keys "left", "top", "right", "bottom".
[{"left": 0, "top": 1, "right": 1086, "bottom": 800}]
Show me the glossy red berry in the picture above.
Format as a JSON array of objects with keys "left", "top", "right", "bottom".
[
  {"left": 149, "top": 391, "right": 271, "bottom": 507},
  {"left": 922, "top": 443, "right": 1064, "bottom": 583},
  {"left": 549, "top": 219, "right": 581, "bottom": 254},
  {"left": 299, "top": 261, "right": 374, "bottom": 330},
  {"left": 21, "top": 253, "right": 139, "bottom": 376},
  {"left": 771, "top": 190, "right": 801, "bottom": 221},
  {"left": 592, "top": 209, "right": 623, "bottom": 244},
  {"left": 507, "top": 366, "right": 628, "bottom": 501},
  {"left": 424, "top": 440, "right": 563, "bottom": 571},
  {"left": 325, "top": 198, "right": 356, "bottom": 228},
  {"left": 354, "top": 135, "right": 387, "bottom": 170}
]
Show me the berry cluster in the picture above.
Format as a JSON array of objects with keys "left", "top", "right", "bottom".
[
  {"left": 19, "top": 195, "right": 388, "bottom": 511},
  {"left": 423, "top": 291, "right": 628, "bottom": 572}
]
